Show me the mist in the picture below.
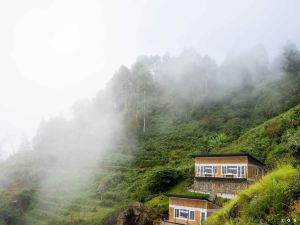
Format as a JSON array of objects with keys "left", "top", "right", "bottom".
[
  {"left": 0, "top": 1, "right": 300, "bottom": 224},
  {"left": 1, "top": 41, "right": 299, "bottom": 211}
]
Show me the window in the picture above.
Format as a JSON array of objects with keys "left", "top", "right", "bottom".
[
  {"left": 201, "top": 212, "right": 206, "bottom": 224},
  {"left": 189, "top": 211, "right": 195, "bottom": 220},
  {"left": 197, "top": 166, "right": 204, "bottom": 176},
  {"left": 198, "top": 165, "right": 218, "bottom": 176},
  {"left": 204, "top": 166, "right": 212, "bottom": 174},
  {"left": 227, "top": 166, "right": 237, "bottom": 175},
  {"left": 174, "top": 208, "right": 195, "bottom": 220},
  {"left": 179, "top": 209, "right": 189, "bottom": 219},
  {"left": 175, "top": 209, "right": 179, "bottom": 218},
  {"left": 222, "top": 166, "right": 226, "bottom": 174},
  {"left": 213, "top": 166, "right": 217, "bottom": 174},
  {"left": 222, "top": 165, "right": 245, "bottom": 177}
]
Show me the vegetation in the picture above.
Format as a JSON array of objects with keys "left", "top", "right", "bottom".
[
  {"left": 207, "top": 165, "right": 300, "bottom": 225},
  {"left": 167, "top": 179, "right": 208, "bottom": 199},
  {"left": 0, "top": 45, "right": 300, "bottom": 224},
  {"left": 218, "top": 104, "right": 300, "bottom": 168}
]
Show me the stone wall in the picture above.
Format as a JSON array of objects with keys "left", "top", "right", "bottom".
[{"left": 190, "top": 177, "right": 252, "bottom": 199}]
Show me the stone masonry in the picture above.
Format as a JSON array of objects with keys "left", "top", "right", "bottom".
[{"left": 190, "top": 177, "right": 253, "bottom": 199}]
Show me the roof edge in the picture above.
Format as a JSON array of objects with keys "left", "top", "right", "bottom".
[
  {"left": 167, "top": 194, "right": 212, "bottom": 202},
  {"left": 191, "top": 153, "right": 265, "bottom": 166},
  {"left": 167, "top": 194, "right": 221, "bottom": 207}
]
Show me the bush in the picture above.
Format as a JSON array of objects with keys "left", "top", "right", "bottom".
[
  {"left": 147, "top": 167, "right": 182, "bottom": 194},
  {"left": 264, "top": 122, "right": 283, "bottom": 137}
]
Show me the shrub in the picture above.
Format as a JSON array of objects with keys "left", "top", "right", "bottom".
[
  {"left": 147, "top": 167, "right": 182, "bottom": 194},
  {"left": 264, "top": 122, "right": 284, "bottom": 138}
]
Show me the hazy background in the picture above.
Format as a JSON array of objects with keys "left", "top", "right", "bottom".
[{"left": 1, "top": 0, "right": 300, "bottom": 159}]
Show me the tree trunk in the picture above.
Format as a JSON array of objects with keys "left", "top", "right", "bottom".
[
  {"left": 135, "top": 106, "right": 138, "bottom": 135},
  {"left": 143, "top": 89, "right": 146, "bottom": 133}
]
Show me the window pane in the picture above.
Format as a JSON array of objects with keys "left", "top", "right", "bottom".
[
  {"left": 175, "top": 209, "right": 179, "bottom": 217},
  {"left": 213, "top": 166, "right": 217, "bottom": 174},
  {"left": 222, "top": 166, "right": 226, "bottom": 174},
  {"left": 227, "top": 166, "right": 237, "bottom": 174},
  {"left": 204, "top": 166, "right": 212, "bottom": 174},
  {"left": 189, "top": 211, "right": 195, "bottom": 220},
  {"left": 180, "top": 209, "right": 189, "bottom": 219},
  {"left": 201, "top": 212, "right": 206, "bottom": 221},
  {"left": 241, "top": 166, "right": 245, "bottom": 175}
]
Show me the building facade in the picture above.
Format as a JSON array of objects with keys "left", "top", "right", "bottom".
[
  {"left": 191, "top": 153, "right": 264, "bottom": 198},
  {"left": 194, "top": 153, "right": 264, "bottom": 180},
  {"left": 163, "top": 195, "right": 219, "bottom": 225}
]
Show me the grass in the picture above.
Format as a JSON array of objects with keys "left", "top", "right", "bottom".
[
  {"left": 217, "top": 104, "right": 300, "bottom": 168},
  {"left": 167, "top": 178, "right": 209, "bottom": 199},
  {"left": 0, "top": 87, "right": 299, "bottom": 224},
  {"left": 206, "top": 164, "right": 300, "bottom": 225}
]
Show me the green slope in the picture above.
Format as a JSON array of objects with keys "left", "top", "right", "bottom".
[
  {"left": 0, "top": 103, "right": 299, "bottom": 225},
  {"left": 0, "top": 102, "right": 299, "bottom": 225},
  {"left": 206, "top": 165, "right": 300, "bottom": 225},
  {"left": 217, "top": 104, "right": 300, "bottom": 167},
  {"left": 0, "top": 65, "right": 299, "bottom": 224},
  {"left": 142, "top": 104, "right": 300, "bottom": 222}
]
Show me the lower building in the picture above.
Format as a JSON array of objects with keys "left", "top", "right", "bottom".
[{"left": 162, "top": 194, "right": 220, "bottom": 225}]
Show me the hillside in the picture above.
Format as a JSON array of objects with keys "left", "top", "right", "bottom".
[
  {"left": 1, "top": 95, "right": 298, "bottom": 225},
  {"left": 218, "top": 103, "right": 300, "bottom": 167},
  {"left": 135, "top": 104, "right": 300, "bottom": 223},
  {"left": 206, "top": 165, "right": 300, "bottom": 225},
  {"left": 0, "top": 48, "right": 300, "bottom": 225}
]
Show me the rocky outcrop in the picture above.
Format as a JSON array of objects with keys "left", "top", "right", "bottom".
[{"left": 102, "top": 202, "right": 160, "bottom": 225}]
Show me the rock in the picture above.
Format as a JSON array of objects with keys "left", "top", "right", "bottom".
[
  {"left": 102, "top": 202, "right": 158, "bottom": 225},
  {"left": 229, "top": 204, "right": 239, "bottom": 218}
]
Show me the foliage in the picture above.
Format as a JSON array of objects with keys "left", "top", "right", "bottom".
[
  {"left": 0, "top": 47, "right": 300, "bottom": 224},
  {"left": 167, "top": 178, "right": 209, "bottom": 199},
  {"left": 206, "top": 165, "right": 300, "bottom": 225},
  {"left": 218, "top": 104, "right": 300, "bottom": 168},
  {"left": 147, "top": 167, "right": 182, "bottom": 195},
  {"left": 144, "top": 195, "right": 169, "bottom": 213}
]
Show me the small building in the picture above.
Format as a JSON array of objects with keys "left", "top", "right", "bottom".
[
  {"left": 191, "top": 153, "right": 264, "bottom": 198},
  {"left": 193, "top": 153, "right": 264, "bottom": 180},
  {"left": 162, "top": 194, "right": 220, "bottom": 225}
]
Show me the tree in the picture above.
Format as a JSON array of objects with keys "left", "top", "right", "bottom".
[
  {"left": 148, "top": 167, "right": 182, "bottom": 194},
  {"left": 131, "top": 63, "right": 155, "bottom": 133},
  {"left": 282, "top": 42, "right": 300, "bottom": 75}
]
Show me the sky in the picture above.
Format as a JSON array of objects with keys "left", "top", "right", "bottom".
[{"left": 0, "top": 0, "right": 300, "bottom": 158}]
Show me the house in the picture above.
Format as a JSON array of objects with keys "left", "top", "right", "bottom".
[
  {"left": 162, "top": 194, "right": 220, "bottom": 225},
  {"left": 190, "top": 153, "right": 265, "bottom": 198},
  {"left": 193, "top": 153, "right": 264, "bottom": 180}
]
